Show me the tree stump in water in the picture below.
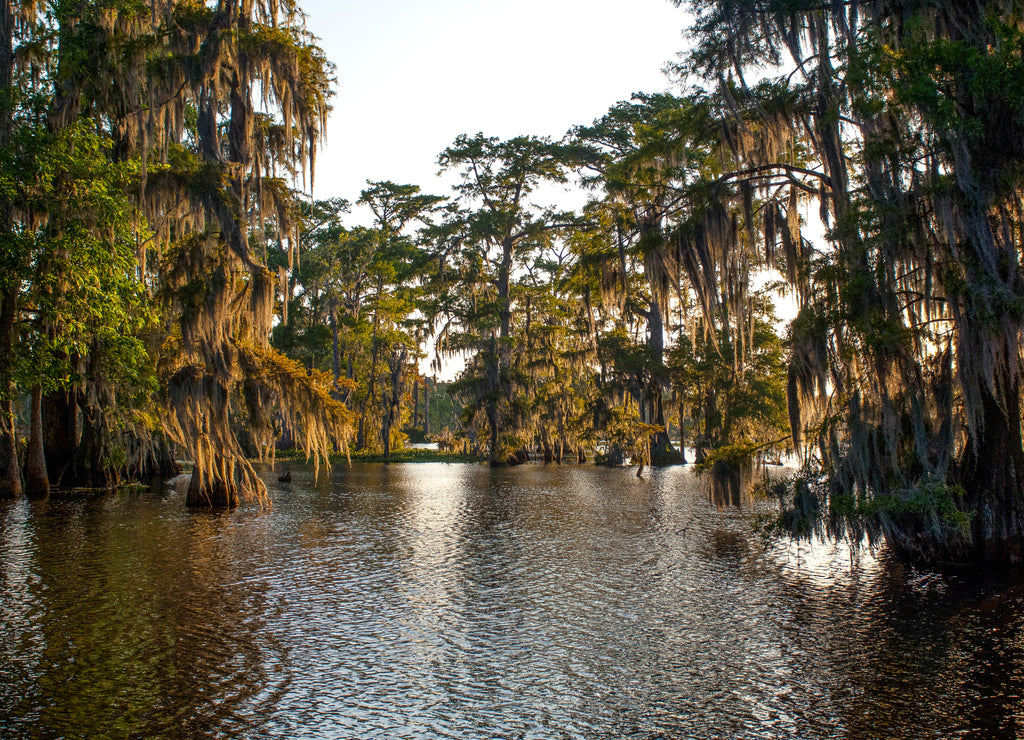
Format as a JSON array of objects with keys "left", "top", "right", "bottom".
[{"left": 185, "top": 468, "right": 240, "bottom": 508}]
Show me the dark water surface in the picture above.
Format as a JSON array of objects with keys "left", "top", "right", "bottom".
[{"left": 2, "top": 463, "right": 1023, "bottom": 738}]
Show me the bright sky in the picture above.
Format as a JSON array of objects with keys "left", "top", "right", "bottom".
[{"left": 299, "top": 0, "right": 690, "bottom": 221}]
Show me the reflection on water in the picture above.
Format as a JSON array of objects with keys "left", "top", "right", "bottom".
[{"left": 2, "top": 463, "right": 1023, "bottom": 738}]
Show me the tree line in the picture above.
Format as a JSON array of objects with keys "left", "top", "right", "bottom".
[{"left": 2, "top": 0, "right": 1023, "bottom": 563}]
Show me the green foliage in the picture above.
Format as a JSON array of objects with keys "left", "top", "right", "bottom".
[
  {"left": 4, "top": 121, "right": 153, "bottom": 395},
  {"left": 669, "top": 297, "right": 789, "bottom": 460},
  {"left": 430, "top": 133, "right": 578, "bottom": 465},
  {"left": 0, "top": 0, "right": 346, "bottom": 498},
  {"left": 759, "top": 468, "right": 973, "bottom": 556},
  {"left": 273, "top": 185, "right": 443, "bottom": 457},
  {"left": 692, "top": 441, "right": 758, "bottom": 477},
  {"left": 600, "top": 403, "right": 662, "bottom": 467},
  {"left": 667, "top": 0, "right": 1024, "bottom": 560}
]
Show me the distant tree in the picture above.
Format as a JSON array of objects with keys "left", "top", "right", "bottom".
[
  {"left": 433, "top": 133, "right": 571, "bottom": 465},
  {"left": 570, "top": 94, "right": 696, "bottom": 462},
  {"left": 355, "top": 181, "right": 443, "bottom": 459},
  {"left": 278, "top": 184, "right": 442, "bottom": 460},
  {"left": 670, "top": 295, "right": 790, "bottom": 504},
  {"left": 568, "top": 90, "right": 800, "bottom": 468}
]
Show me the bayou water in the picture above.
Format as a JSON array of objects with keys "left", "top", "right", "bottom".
[{"left": 1, "top": 463, "right": 1022, "bottom": 738}]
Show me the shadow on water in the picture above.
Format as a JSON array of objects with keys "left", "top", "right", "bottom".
[
  {"left": 705, "top": 528, "right": 749, "bottom": 562},
  {"left": 2, "top": 462, "right": 1024, "bottom": 738},
  {"left": 766, "top": 543, "right": 1024, "bottom": 739},
  {"left": 844, "top": 557, "right": 1024, "bottom": 739},
  {"left": 0, "top": 493, "right": 284, "bottom": 738}
]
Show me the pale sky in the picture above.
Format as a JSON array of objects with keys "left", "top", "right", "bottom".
[{"left": 298, "top": 0, "right": 690, "bottom": 221}]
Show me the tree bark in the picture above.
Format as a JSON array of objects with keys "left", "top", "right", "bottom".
[
  {"left": 186, "top": 466, "right": 238, "bottom": 508},
  {"left": 0, "top": 289, "right": 19, "bottom": 498},
  {"left": 959, "top": 382, "right": 1024, "bottom": 562},
  {"left": 74, "top": 399, "right": 105, "bottom": 487},
  {"left": 486, "top": 404, "right": 501, "bottom": 466},
  {"left": 0, "top": 402, "right": 18, "bottom": 497},
  {"left": 43, "top": 388, "right": 79, "bottom": 486},
  {"left": 330, "top": 305, "right": 340, "bottom": 386},
  {"left": 486, "top": 238, "right": 514, "bottom": 467},
  {"left": 359, "top": 288, "right": 384, "bottom": 451},
  {"left": 412, "top": 373, "right": 420, "bottom": 430},
  {"left": 541, "top": 428, "right": 554, "bottom": 463},
  {"left": 423, "top": 379, "right": 431, "bottom": 436},
  {"left": 24, "top": 385, "right": 49, "bottom": 495},
  {"left": 884, "top": 379, "right": 1024, "bottom": 563},
  {"left": 382, "top": 348, "right": 406, "bottom": 461},
  {"left": 646, "top": 295, "right": 683, "bottom": 465}
]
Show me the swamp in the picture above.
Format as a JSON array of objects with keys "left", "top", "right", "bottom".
[{"left": 3, "top": 0, "right": 1024, "bottom": 736}]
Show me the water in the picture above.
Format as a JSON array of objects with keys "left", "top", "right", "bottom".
[{"left": 1, "top": 463, "right": 1023, "bottom": 739}]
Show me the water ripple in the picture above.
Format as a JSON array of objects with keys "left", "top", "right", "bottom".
[{"left": 2, "top": 463, "right": 1024, "bottom": 737}]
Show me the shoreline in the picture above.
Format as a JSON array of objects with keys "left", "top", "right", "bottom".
[{"left": 271, "top": 449, "right": 483, "bottom": 465}]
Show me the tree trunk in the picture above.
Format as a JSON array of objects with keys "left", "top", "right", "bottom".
[
  {"left": 882, "top": 377, "right": 1024, "bottom": 563},
  {"left": 150, "top": 438, "right": 181, "bottom": 478},
  {"left": 486, "top": 404, "right": 501, "bottom": 467},
  {"left": 359, "top": 298, "right": 383, "bottom": 451},
  {"left": 541, "top": 428, "right": 554, "bottom": 463},
  {"left": 485, "top": 331, "right": 503, "bottom": 466},
  {"left": 423, "top": 379, "right": 431, "bottom": 436},
  {"left": 25, "top": 385, "right": 49, "bottom": 495},
  {"left": 646, "top": 296, "right": 683, "bottom": 465},
  {"left": 74, "top": 400, "right": 110, "bottom": 488},
  {"left": 0, "top": 289, "right": 19, "bottom": 498},
  {"left": 278, "top": 265, "right": 289, "bottom": 326},
  {"left": 186, "top": 466, "right": 238, "bottom": 508},
  {"left": 329, "top": 304, "right": 341, "bottom": 389},
  {"left": 382, "top": 348, "right": 406, "bottom": 461},
  {"left": 0, "top": 396, "right": 19, "bottom": 498},
  {"left": 486, "top": 238, "right": 514, "bottom": 467},
  {"left": 677, "top": 400, "right": 688, "bottom": 464},
  {"left": 412, "top": 373, "right": 420, "bottom": 429},
  {"left": 43, "top": 388, "right": 80, "bottom": 486},
  {"left": 959, "top": 382, "right": 1024, "bottom": 562}
]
